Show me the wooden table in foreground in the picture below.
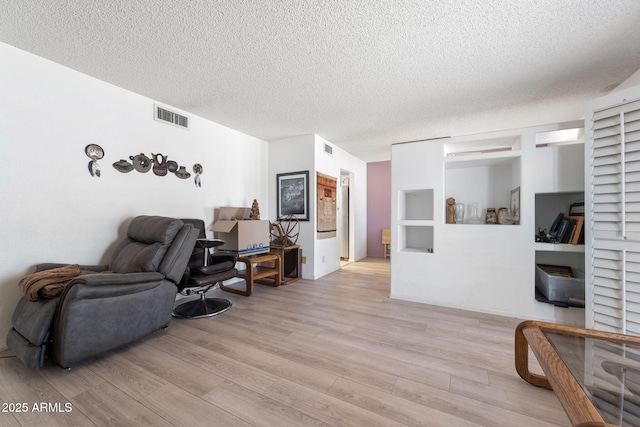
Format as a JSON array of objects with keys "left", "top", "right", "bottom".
[
  {"left": 516, "top": 320, "right": 640, "bottom": 427},
  {"left": 220, "top": 252, "right": 281, "bottom": 296}
]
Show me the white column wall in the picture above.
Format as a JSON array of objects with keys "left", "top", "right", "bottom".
[
  {"left": 314, "top": 135, "right": 367, "bottom": 279},
  {"left": 391, "top": 123, "right": 585, "bottom": 323},
  {"left": 268, "top": 134, "right": 367, "bottom": 280},
  {"left": 268, "top": 135, "right": 316, "bottom": 279}
]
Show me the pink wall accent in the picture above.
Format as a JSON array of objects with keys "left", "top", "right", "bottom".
[{"left": 367, "top": 161, "right": 391, "bottom": 257}]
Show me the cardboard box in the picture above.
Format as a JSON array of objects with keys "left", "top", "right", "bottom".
[{"left": 212, "top": 207, "right": 270, "bottom": 256}]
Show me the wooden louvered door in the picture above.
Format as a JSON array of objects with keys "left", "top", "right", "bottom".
[{"left": 587, "top": 91, "right": 640, "bottom": 334}]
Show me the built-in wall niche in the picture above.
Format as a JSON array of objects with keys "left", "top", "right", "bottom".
[
  {"left": 444, "top": 155, "right": 521, "bottom": 224},
  {"left": 534, "top": 250, "right": 585, "bottom": 309},
  {"left": 399, "top": 225, "right": 434, "bottom": 253},
  {"left": 534, "top": 135, "right": 585, "bottom": 193},
  {"left": 397, "top": 188, "right": 434, "bottom": 253},
  {"left": 535, "top": 192, "right": 585, "bottom": 237},
  {"left": 398, "top": 189, "right": 434, "bottom": 221},
  {"left": 444, "top": 135, "right": 521, "bottom": 157},
  {"left": 535, "top": 127, "right": 584, "bottom": 147}
]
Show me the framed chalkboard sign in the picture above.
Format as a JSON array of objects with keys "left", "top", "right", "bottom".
[{"left": 276, "top": 170, "right": 309, "bottom": 221}]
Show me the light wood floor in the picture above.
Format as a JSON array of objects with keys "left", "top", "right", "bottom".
[{"left": 0, "top": 258, "right": 570, "bottom": 426}]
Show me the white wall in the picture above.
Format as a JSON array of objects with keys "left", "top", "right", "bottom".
[
  {"left": 391, "top": 122, "right": 585, "bottom": 324},
  {"left": 615, "top": 68, "right": 640, "bottom": 92},
  {"left": 269, "top": 135, "right": 367, "bottom": 280},
  {"left": 314, "top": 136, "right": 367, "bottom": 278},
  {"left": 268, "top": 135, "right": 316, "bottom": 278},
  {"left": 0, "top": 43, "right": 268, "bottom": 350}
]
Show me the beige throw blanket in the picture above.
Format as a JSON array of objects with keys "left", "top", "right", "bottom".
[{"left": 18, "top": 264, "right": 101, "bottom": 301}]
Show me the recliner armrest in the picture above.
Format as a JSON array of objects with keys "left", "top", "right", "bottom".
[
  {"left": 70, "top": 271, "right": 164, "bottom": 286},
  {"left": 36, "top": 263, "right": 110, "bottom": 273},
  {"left": 62, "top": 272, "right": 167, "bottom": 299}
]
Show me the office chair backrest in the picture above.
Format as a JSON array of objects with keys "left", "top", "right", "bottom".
[{"left": 180, "top": 218, "right": 208, "bottom": 269}]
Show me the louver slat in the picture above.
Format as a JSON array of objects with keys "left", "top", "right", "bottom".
[
  {"left": 592, "top": 249, "right": 624, "bottom": 331},
  {"left": 593, "top": 99, "right": 640, "bottom": 121},
  {"left": 627, "top": 255, "right": 640, "bottom": 335}
]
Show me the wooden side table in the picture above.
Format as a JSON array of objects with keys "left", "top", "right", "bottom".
[
  {"left": 268, "top": 244, "right": 301, "bottom": 285},
  {"left": 220, "top": 252, "right": 281, "bottom": 296}
]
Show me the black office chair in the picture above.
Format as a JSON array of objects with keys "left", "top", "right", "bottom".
[{"left": 172, "top": 219, "right": 237, "bottom": 318}]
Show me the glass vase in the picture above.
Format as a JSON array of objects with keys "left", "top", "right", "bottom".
[
  {"left": 467, "top": 203, "right": 483, "bottom": 224},
  {"left": 454, "top": 203, "right": 465, "bottom": 224}
]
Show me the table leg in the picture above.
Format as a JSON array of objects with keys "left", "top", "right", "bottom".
[
  {"left": 257, "top": 255, "right": 281, "bottom": 287},
  {"left": 515, "top": 321, "right": 552, "bottom": 389},
  {"left": 219, "top": 258, "right": 253, "bottom": 296}
]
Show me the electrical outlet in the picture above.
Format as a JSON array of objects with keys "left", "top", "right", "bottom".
[
  {"left": 322, "top": 256, "right": 325, "bottom": 263},
  {"left": 301, "top": 256, "right": 306, "bottom": 264}
]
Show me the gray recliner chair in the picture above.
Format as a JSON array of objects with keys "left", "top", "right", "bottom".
[{"left": 6, "top": 215, "right": 199, "bottom": 369}]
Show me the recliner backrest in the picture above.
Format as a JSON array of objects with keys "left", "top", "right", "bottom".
[
  {"left": 110, "top": 216, "right": 197, "bottom": 284},
  {"left": 159, "top": 223, "right": 200, "bottom": 283}
]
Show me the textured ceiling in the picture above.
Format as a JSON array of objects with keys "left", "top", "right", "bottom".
[{"left": 2, "top": 1, "right": 640, "bottom": 162}]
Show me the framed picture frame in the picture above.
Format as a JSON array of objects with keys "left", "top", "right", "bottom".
[
  {"left": 569, "top": 201, "right": 585, "bottom": 216},
  {"left": 510, "top": 186, "right": 520, "bottom": 225},
  {"left": 276, "top": 171, "right": 310, "bottom": 221},
  {"left": 316, "top": 172, "right": 337, "bottom": 239}
]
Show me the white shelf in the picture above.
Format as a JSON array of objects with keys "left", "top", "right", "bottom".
[
  {"left": 399, "top": 220, "right": 434, "bottom": 226},
  {"left": 444, "top": 150, "right": 521, "bottom": 167},
  {"left": 400, "top": 247, "right": 434, "bottom": 254},
  {"left": 444, "top": 135, "right": 521, "bottom": 157},
  {"left": 534, "top": 242, "right": 585, "bottom": 253},
  {"left": 445, "top": 222, "right": 519, "bottom": 226}
]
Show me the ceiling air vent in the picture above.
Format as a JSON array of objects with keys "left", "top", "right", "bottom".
[
  {"left": 324, "top": 143, "right": 333, "bottom": 156},
  {"left": 154, "top": 104, "right": 189, "bottom": 129}
]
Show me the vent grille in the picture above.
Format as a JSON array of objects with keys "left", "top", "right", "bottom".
[
  {"left": 324, "top": 143, "right": 333, "bottom": 155},
  {"left": 154, "top": 104, "right": 189, "bottom": 129}
]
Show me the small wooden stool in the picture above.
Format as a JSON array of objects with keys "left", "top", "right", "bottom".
[{"left": 382, "top": 228, "right": 391, "bottom": 259}]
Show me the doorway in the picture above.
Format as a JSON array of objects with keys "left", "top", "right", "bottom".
[{"left": 340, "top": 170, "right": 352, "bottom": 265}]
